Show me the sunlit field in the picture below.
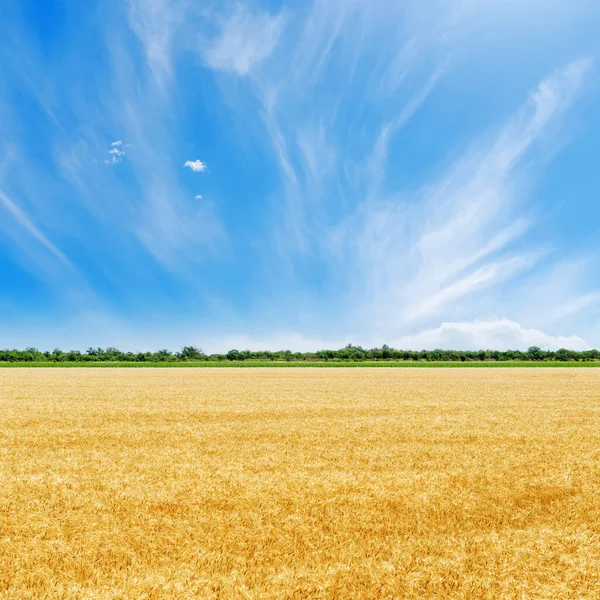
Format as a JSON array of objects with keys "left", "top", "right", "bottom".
[{"left": 1, "top": 368, "right": 599, "bottom": 599}]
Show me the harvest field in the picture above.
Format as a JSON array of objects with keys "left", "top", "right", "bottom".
[
  {"left": 2, "top": 360, "right": 600, "bottom": 368},
  {"left": 1, "top": 368, "right": 600, "bottom": 599}
]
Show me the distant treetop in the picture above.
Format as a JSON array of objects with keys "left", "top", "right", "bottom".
[{"left": 0, "top": 345, "right": 598, "bottom": 363}]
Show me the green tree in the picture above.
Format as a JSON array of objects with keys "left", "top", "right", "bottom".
[{"left": 180, "top": 346, "right": 204, "bottom": 360}]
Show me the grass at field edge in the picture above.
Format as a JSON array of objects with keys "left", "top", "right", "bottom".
[{"left": 1, "top": 361, "right": 599, "bottom": 368}]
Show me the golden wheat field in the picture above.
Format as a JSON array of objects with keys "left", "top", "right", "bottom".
[{"left": 1, "top": 368, "right": 600, "bottom": 599}]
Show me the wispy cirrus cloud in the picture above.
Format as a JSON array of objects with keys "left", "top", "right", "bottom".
[
  {"left": 200, "top": 2, "right": 598, "bottom": 344},
  {"left": 100, "top": 4, "right": 229, "bottom": 280},
  {"left": 549, "top": 292, "right": 600, "bottom": 322},
  {"left": 200, "top": 0, "right": 454, "bottom": 260},
  {"left": 201, "top": 4, "right": 285, "bottom": 76},
  {"left": 0, "top": 0, "right": 229, "bottom": 306},
  {"left": 341, "top": 59, "right": 595, "bottom": 335},
  {"left": 127, "top": 0, "right": 178, "bottom": 87},
  {"left": 1, "top": 0, "right": 599, "bottom": 351},
  {"left": 0, "top": 190, "right": 73, "bottom": 270}
]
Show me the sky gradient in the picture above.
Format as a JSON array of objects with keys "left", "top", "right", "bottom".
[{"left": 1, "top": 0, "right": 599, "bottom": 352}]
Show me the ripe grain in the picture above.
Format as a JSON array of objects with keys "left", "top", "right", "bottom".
[{"left": 1, "top": 368, "right": 599, "bottom": 599}]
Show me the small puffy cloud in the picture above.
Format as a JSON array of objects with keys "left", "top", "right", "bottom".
[
  {"left": 194, "top": 194, "right": 203, "bottom": 200},
  {"left": 104, "top": 141, "right": 126, "bottom": 165},
  {"left": 184, "top": 159, "right": 207, "bottom": 172},
  {"left": 389, "top": 319, "right": 590, "bottom": 351}
]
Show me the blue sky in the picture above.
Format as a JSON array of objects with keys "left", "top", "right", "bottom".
[{"left": 1, "top": 0, "right": 599, "bottom": 352}]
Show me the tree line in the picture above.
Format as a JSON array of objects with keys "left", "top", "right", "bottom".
[{"left": 1, "top": 345, "right": 599, "bottom": 362}]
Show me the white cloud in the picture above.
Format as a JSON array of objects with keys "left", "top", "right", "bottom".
[
  {"left": 101, "top": 18, "right": 228, "bottom": 280},
  {"left": 370, "top": 68, "right": 445, "bottom": 183},
  {"left": 128, "top": 0, "right": 175, "bottom": 87},
  {"left": 0, "top": 190, "right": 73, "bottom": 268},
  {"left": 194, "top": 194, "right": 203, "bottom": 199},
  {"left": 104, "top": 140, "right": 126, "bottom": 164},
  {"left": 405, "top": 254, "right": 541, "bottom": 321},
  {"left": 135, "top": 177, "right": 225, "bottom": 273},
  {"left": 201, "top": 5, "right": 285, "bottom": 76},
  {"left": 413, "top": 59, "right": 591, "bottom": 283},
  {"left": 547, "top": 291, "right": 600, "bottom": 322},
  {"left": 389, "top": 319, "right": 591, "bottom": 352},
  {"left": 2, "top": 317, "right": 592, "bottom": 354},
  {"left": 76, "top": 320, "right": 588, "bottom": 353},
  {"left": 348, "top": 59, "right": 593, "bottom": 333},
  {"left": 184, "top": 159, "right": 207, "bottom": 172},
  {"left": 204, "top": 1, "right": 596, "bottom": 346},
  {"left": 2, "top": 0, "right": 598, "bottom": 351},
  {"left": 210, "top": 1, "right": 597, "bottom": 345},
  {"left": 222, "top": 319, "right": 592, "bottom": 352}
]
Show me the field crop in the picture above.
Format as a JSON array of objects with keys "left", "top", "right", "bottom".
[
  {"left": 1, "top": 368, "right": 599, "bottom": 599},
  {"left": 2, "top": 360, "right": 600, "bottom": 367}
]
